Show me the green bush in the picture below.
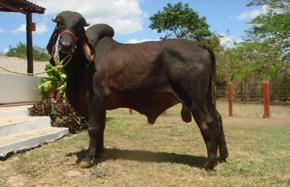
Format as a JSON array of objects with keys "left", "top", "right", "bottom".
[
  {"left": 5, "top": 42, "right": 50, "bottom": 61},
  {"left": 31, "top": 59, "right": 87, "bottom": 133},
  {"left": 37, "top": 64, "right": 67, "bottom": 99}
]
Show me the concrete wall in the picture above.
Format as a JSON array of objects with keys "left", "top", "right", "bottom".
[{"left": 0, "top": 74, "right": 41, "bottom": 104}]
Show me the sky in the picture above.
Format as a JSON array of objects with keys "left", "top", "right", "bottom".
[{"left": 0, "top": 0, "right": 268, "bottom": 52}]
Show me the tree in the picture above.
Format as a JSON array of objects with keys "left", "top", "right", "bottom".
[
  {"left": 247, "top": 0, "right": 289, "bottom": 59},
  {"left": 226, "top": 0, "right": 289, "bottom": 84},
  {"left": 149, "top": 2, "right": 211, "bottom": 41},
  {"left": 226, "top": 40, "right": 283, "bottom": 83},
  {"left": 224, "top": 0, "right": 290, "bottom": 101}
]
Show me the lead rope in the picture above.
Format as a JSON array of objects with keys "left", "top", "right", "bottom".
[{"left": 0, "top": 54, "right": 72, "bottom": 76}]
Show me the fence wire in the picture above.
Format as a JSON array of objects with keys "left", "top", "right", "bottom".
[{"left": 216, "top": 82, "right": 290, "bottom": 104}]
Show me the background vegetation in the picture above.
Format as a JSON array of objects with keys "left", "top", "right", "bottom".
[
  {"left": 28, "top": 63, "right": 86, "bottom": 133},
  {"left": 4, "top": 42, "right": 50, "bottom": 61}
]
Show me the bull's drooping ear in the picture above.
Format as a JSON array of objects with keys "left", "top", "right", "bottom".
[
  {"left": 46, "top": 26, "right": 59, "bottom": 66},
  {"left": 83, "top": 36, "right": 95, "bottom": 62}
]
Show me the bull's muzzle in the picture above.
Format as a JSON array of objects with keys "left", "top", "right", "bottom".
[{"left": 58, "top": 29, "right": 78, "bottom": 54}]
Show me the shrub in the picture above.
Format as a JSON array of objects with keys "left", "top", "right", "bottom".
[
  {"left": 31, "top": 56, "right": 86, "bottom": 133},
  {"left": 37, "top": 64, "right": 67, "bottom": 99},
  {"left": 29, "top": 99, "right": 87, "bottom": 134},
  {"left": 5, "top": 42, "right": 50, "bottom": 61}
]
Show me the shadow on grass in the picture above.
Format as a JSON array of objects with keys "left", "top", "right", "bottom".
[{"left": 67, "top": 148, "right": 207, "bottom": 169}]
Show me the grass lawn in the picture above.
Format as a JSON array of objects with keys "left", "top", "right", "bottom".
[{"left": 0, "top": 101, "right": 289, "bottom": 186}]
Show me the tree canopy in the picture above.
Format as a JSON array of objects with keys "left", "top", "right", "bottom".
[
  {"left": 149, "top": 2, "right": 211, "bottom": 41},
  {"left": 247, "top": 0, "right": 290, "bottom": 58},
  {"left": 225, "top": 0, "right": 289, "bottom": 85},
  {"left": 247, "top": 0, "right": 289, "bottom": 9}
]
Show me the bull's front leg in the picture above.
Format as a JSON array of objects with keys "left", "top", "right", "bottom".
[{"left": 80, "top": 93, "right": 106, "bottom": 168}]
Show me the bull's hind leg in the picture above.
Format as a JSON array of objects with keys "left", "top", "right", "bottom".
[
  {"left": 191, "top": 106, "right": 219, "bottom": 170},
  {"left": 215, "top": 111, "right": 228, "bottom": 162}
]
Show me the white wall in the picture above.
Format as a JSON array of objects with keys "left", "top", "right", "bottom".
[{"left": 0, "top": 74, "right": 41, "bottom": 104}]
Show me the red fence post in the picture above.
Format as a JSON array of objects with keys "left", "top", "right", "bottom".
[
  {"left": 228, "top": 81, "right": 233, "bottom": 117},
  {"left": 263, "top": 80, "right": 270, "bottom": 119},
  {"left": 129, "top": 108, "right": 133, "bottom": 115}
]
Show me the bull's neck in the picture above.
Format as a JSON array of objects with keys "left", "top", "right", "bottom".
[
  {"left": 60, "top": 46, "right": 88, "bottom": 74},
  {"left": 59, "top": 44, "right": 94, "bottom": 116}
]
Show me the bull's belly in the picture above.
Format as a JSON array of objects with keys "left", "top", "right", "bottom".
[{"left": 104, "top": 90, "right": 179, "bottom": 124}]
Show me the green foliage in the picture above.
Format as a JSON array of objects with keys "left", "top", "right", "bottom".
[
  {"left": 32, "top": 58, "right": 86, "bottom": 133},
  {"left": 28, "top": 99, "right": 52, "bottom": 116},
  {"left": 37, "top": 64, "right": 67, "bottom": 99},
  {"left": 247, "top": 0, "right": 289, "bottom": 10},
  {"left": 6, "top": 42, "right": 26, "bottom": 59},
  {"left": 50, "top": 99, "right": 87, "bottom": 134},
  {"left": 33, "top": 46, "right": 51, "bottom": 61},
  {"left": 29, "top": 99, "right": 87, "bottom": 133},
  {"left": 247, "top": 12, "right": 290, "bottom": 54},
  {"left": 247, "top": 0, "right": 289, "bottom": 58},
  {"left": 149, "top": 2, "right": 211, "bottom": 41},
  {"left": 5, "top": 42, "right": 50, "bottom": 61},
  {"left": 225, "top": 0, "right": 289, "bottom": 86},
  {"left": 226, "top": 40, "right": 283, "bottom": 84}
]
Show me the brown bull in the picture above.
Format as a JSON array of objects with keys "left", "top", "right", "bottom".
[{"left": 47, "top": 11, "right": 228, "bottom": 170}]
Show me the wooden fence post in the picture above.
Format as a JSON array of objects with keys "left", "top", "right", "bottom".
[
  {"left": 263, "top": 80, "right": 270, "bottom": 119},
  {"left": 228, "top": 81, "right": 233, "bottom": 117}
]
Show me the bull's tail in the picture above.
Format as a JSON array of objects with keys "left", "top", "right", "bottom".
[{"left": 206, "top": 47, "right": 217, "bottom": 110}]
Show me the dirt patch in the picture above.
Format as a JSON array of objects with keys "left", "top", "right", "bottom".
[
  {"left": 7, "top": 175, "right": 27, "bottom": 187},
  {"left": 223, "top": 116, "right": 290, "bottom": 129}
]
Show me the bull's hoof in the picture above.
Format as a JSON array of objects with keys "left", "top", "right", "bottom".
[
  {"left": 79, "top": 155, "right": 95, "bottom": 168},
  {"left": 218, "top": 152, "right": 229, "bottom": 163},
  {"left": 203, "top": 159, "right": 218, "bottom": 170},
  {"left": 79, "top": 160, "right": 93, "bottom": 168}
]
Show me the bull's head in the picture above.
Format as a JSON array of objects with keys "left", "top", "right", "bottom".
[{"left": 46, "top": 11, "right": 95, "bottom": 65}]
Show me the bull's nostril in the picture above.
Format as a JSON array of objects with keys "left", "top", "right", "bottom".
[
  {"left": 59, "top": 41, "right": 74, "bottom": 53},
  {"left": 60, "top": 41, "right": 72, "bottom": 48}
]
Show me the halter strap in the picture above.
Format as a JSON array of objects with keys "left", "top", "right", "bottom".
[{"left": 59, "top": 29, "right": 79, "bottom": 41}]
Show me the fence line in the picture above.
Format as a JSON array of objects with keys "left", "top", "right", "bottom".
[
  {"left": 222, "top": 80, "right": 290, "bottom": 118},
  {"left": 217, "top": 83, "right": 290, "bottom": 104}
]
